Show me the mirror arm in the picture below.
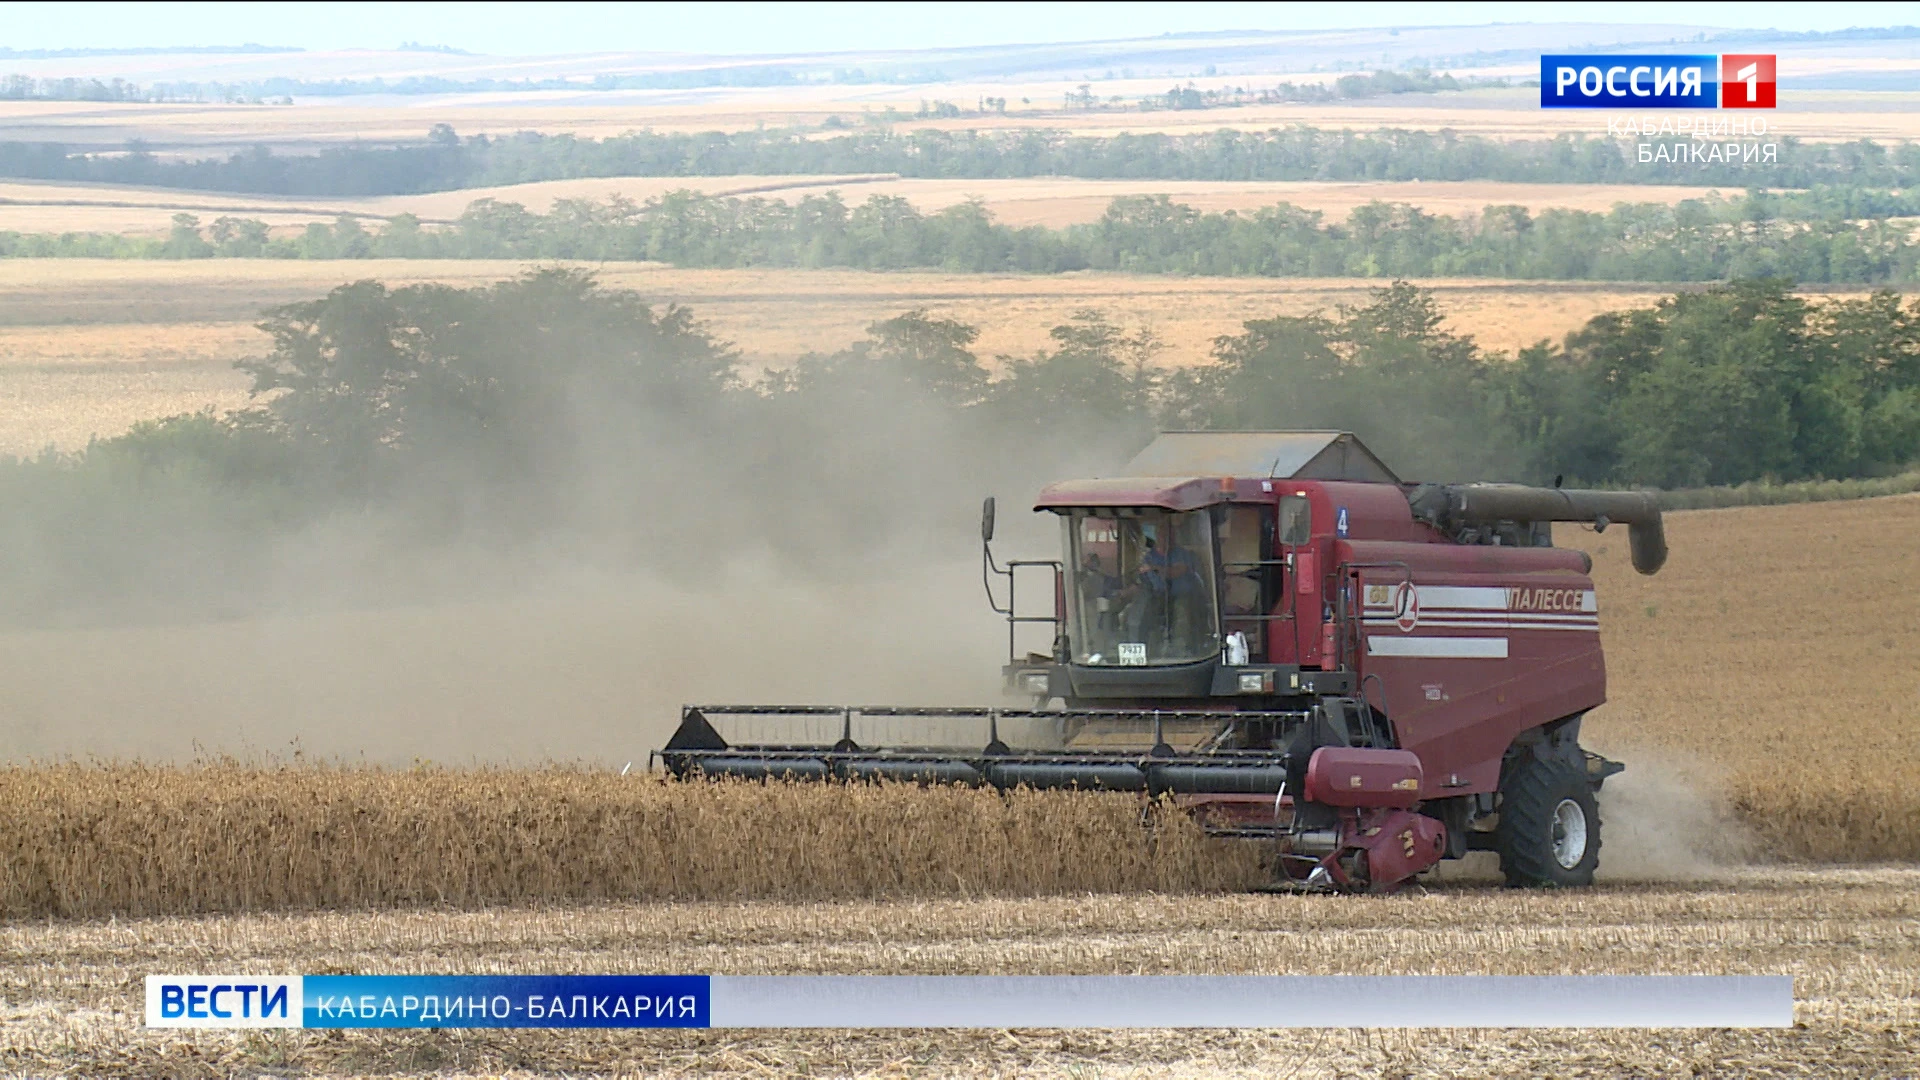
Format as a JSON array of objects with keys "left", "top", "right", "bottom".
[{"left": 982, "top": 541, "right": 1010, "bottom": 615}]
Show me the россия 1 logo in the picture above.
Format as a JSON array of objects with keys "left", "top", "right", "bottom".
[
  {"left": 1540, "top": 55, "right": 1775, "bottom": 109},
  {"left": 1718, "top": 54, "right": 1775, "bottom": 108}
]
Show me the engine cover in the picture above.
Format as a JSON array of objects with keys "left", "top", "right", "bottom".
[{"left": 1303, "top": 747, "right": 1424, "bottom": 808}]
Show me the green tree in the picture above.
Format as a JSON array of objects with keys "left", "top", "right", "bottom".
[
  {"left": 207, "top": 216, "right": 271, "bottom": 257},
  {"left": 1611, "top": 281, "right": 1814, "bottom": 486},
  {"left": 988, "top": 309, "right": 1160, "bottom": 436},
  {"left": 161, "top": 213, "right": 212, "bottom": 258},
  {"left": 240, "top": 279, "right": 420, "bottom": 489},
  {"left": 238, "top": 269, "right": 739, "bottom": 492},
  {"left": 863, "top": 309, "right": 989, "bottom": 404}
]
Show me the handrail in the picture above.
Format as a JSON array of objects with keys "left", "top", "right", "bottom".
[{"left": 984, "top": 541, "right": 1063, "bottom": 663}]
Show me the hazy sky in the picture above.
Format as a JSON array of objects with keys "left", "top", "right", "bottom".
[{"left": 0, "top": 1, "right": 1912, "bottom": 56}]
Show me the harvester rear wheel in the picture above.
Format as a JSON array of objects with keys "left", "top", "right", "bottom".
[{"left": 1496, "top": 755, "right": 1600, "bottom": 887}]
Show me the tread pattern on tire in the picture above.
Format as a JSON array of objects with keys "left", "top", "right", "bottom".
[{"left": 1497, "top": 754, "right": 1600, "bottom": 887}]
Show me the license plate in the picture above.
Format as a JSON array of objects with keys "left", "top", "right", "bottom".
[{"left": 1117, "top": 643, "right": 1147, "bottom": 665}]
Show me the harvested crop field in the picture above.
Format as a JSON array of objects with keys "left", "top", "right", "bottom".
[
  {"left": 3, "top": 870, "right": 1916, "bottom": 1076},
  {"left": 7, "top": 258, "right": 1905, "bottom": 454}
]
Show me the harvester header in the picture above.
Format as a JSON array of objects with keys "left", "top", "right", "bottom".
[{"left": 662, "top": 431, "right": 1662, "bottom": 893}]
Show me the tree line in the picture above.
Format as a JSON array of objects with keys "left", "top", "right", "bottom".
[
  {"left": 1117, "top": 69, "right": 1503, "bottom": 113},
  {"left": 13, "top": 274, "right": 1917, "bottom": 497},
  {"left": 3, "top": 273, "right": 1913, "bottom": 625},
  {"left": 9, "top": 189, "right": 1919, "bottom": 284},
  {"left": 2, "top": 125, "right": 1914, "bottom": 197},
  {"left": 0, "top": 75, "right": 161, "bottom": 102},
  {"left": 8, "top": 64, "right": 1497, "bottom": 110}
]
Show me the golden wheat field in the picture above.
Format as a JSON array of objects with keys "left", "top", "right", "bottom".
[
  {"left": 6, "top": 258, "right": 1902, "bottom": 455},
  {"left": 1566, "top": 494, "right": 1920, "bottom": 862},
  {"left": 2, "top": 495, "right": 1916, "bottom": 908},
  {"left": 0, "top": 770, "right": 1261, "bottom": 920}
]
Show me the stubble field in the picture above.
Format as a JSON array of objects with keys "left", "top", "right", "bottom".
[{"left": 4, "top": 872, "right": 1916, "bottom": 1076}]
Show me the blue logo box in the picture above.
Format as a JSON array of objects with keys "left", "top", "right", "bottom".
[
  {"left": 1541, "top": 55, "right": 1720, "bottom": 108},
  {"left": 304, "top": 975, "right": 710, "bottom": 1028}
]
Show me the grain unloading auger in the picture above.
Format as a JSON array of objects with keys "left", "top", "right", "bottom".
[{"left": 659, "top": 432, "right": 1665, "bottom": 893}]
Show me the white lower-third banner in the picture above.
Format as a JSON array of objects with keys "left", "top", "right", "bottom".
[{"left": 146, "top": 974, "right": 1794, "bottom": 1029}]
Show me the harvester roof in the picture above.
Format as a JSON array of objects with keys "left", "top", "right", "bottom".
[
  {"left": 1123, "top": 431, "right": 1400, "bottom": 485},
  {"left": 1033, "top": 475, "right": 1232, "bottom": 513}
]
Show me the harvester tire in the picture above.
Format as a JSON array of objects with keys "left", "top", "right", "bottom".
[{"left": 1496, "top": 755, "right": 1600, "bottom": 887}]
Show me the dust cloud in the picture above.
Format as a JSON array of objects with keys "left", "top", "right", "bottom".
[
  {"left": 1422, "top": 759, "right": 1752, "bottom": 886},
  {"left": 0, "top": 559, "right": 1022, "bottom": 765},
  {"left": 0, "top": 297, "right": 1116, "bottom": 764},
  {"left": 1594, "top": 761, "right": 1753, "bottom": 882}
]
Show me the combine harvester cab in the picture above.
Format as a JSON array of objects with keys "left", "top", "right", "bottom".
[{"left": 661, "top": 432, "right": 1664, "bottom": 892}]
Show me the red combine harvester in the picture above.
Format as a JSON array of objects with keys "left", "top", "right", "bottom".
[{"left": 660, "top": 432, "right": 1666, "bottom": 891}]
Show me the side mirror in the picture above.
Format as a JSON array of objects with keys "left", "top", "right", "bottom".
[
  {"left": 1278, "top": 494, "right": 1312, "bottom": 546},
  {"left": 980, "top": 496, "right": 996, "bottom": 543}
]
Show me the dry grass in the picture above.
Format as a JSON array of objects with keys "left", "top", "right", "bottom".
[
  {"left": 1658, "top": 468, "right": 1920, "bottom": 509},
  {"left": 9, "top": 258, "right": 1897, "bottom": 454},
  {"left": 2, "top": 869, "right": 1916, "bottom": 1075},
  {"left": 0, "top": 768, "right": 1262, "bottom": 920}
]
